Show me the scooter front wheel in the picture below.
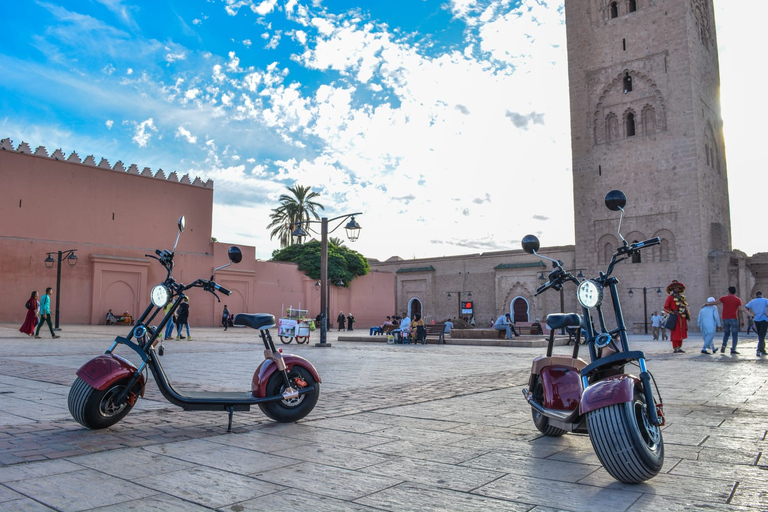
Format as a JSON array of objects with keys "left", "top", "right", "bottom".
[
  {"left": 68, "top": 377, "right": 135, "bottom": 430},
  {"left": 279, "top": 336, "right": 294, "bottom": 344},
  {"left": 586, "top": 389, "right": 664, "bottom": 483},
  {"left": 259, "top": 366, "right": 320, "bottom": 422}
]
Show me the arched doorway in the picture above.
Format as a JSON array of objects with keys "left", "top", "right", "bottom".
[
  {"left": 408, "top": 298, "right": 422, "bottom": 318},
  {"left": 511, "top": 297, "right": 529, "bottom": 323}
]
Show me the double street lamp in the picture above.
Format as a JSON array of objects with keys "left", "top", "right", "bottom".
[
  {"left": 446, "top": 291, "right": 472, "bottom": 319},
  {"left": 292, "top": 213, "right": 362, "bottom": 347},
  {"left": 628, "top": 286, "right": 663, "bottom": 334},
  {"left": 44, "top": 249, "right": 78, "bottom": 330}
]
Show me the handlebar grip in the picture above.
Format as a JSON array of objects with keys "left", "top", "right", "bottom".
[
  {"left": 633, "top": 237, "right": 661, "bottom": 249},
  {"left": 156, "top": 249, "right": 163, "bottom": 256},
  {"left": 214, "top": 284, "right": 231, "bottom": 296}
]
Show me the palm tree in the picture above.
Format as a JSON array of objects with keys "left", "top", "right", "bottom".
[{"left": 267, "top": 185, "right": 324, "bottom": 247}]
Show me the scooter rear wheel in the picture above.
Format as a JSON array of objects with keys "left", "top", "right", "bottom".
[
  {"left": 586, "top": 389, "right": 664, "bottom": 483},
  {"left": 259, "top": 366, "right": 320, "bottom": 422},
  {"left": 531, "top": 381, "right": 567, "bottom": 437},
  {"left": 68, "top": 377, "right": 135, "bottom": 430}
]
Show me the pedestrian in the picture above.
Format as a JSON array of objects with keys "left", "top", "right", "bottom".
[
  {"left": 347, "top": 313, "right": 355, "bottom": 331},
  {"left": 163, "top": 302, "right": 175, "bottom": 340},
  {"left": 709, "top": 286, "right": 744, "bottom": 354},
  {"left": 20, "top": 291, "right": 40, "bottom": 337},
  {"left": 470, "top": 315, "right": 475, "bottom": 327},
  {"left": 745, "top": 291, "right": 768, "bottom": 357},
  {"left": 697, "top": 297, "right": 721, "bottom": 354},
  {"left": 746, "top": 315, "right": 756, "bottom": 335},
  {"left": 663, "top": 280, "right": 689, "bottom": 353},
  {"left": 222, "top": 305, "right": 230, "bottom": 331},
  {"left": 650, "top": 311, "right": 663, "bottom": 340},
  {"left": 337, "top": 311, "right": 346, "bottom": 331},
  {"left": 660, "top": 312, "right": 669, "bottom": 340},
  {"left": 494, "top": 312, "right": 519, "bottom": 339},
  {"left": 34, "top": 287, "right": 59, "bottom": 339},
  {"left": 175, "top": 297, "right": 191, "bottom": 341}
]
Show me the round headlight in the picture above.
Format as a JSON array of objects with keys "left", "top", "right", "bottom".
[
  {"left": 150, "top": 285, "right": 170, "bottom": 308},
  {"left": 577, "top": 280, "right": 603, "bottom": 309}
]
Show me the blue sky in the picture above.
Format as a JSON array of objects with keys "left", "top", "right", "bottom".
[{"left": 1, "top": 1, "right": 763, "bottom": 261}]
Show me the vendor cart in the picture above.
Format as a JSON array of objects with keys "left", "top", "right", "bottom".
[{"left": 278, "top": 307, "right": 313, "bottom": 344}]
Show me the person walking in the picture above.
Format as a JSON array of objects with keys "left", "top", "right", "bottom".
[
  {"left": 34, "top": 287, "right": 59, "bottom": 339},
  {"left": 697, "top": 297, "right": 721, "bottom": 354},
  {"left": 20, "top": 291, "right": 40, "bottom": 337},
  {"left": 337, "top": 311, "right": 346, "bottom": 331},
  {"left": 163, "top": 302, "right": 175, "bottom": 340},
  {"left": 650, "top": 311, "right": 663, "bottom": 340},
  {"left": 663, "top": 280, "right": 689, "bottom": 353},
  {"left": 175, "top": 297, "right": 191, "bottom": 341},
  {"left": 494, "top": 312, "right": 519, "bottom": 339},
  {"left": 222, "top": 305, "right": 230, "bottom": 331},
  {"left": 745, "top": 291, "right": 768, "bottom": 357},
  {"left": 347, "top": 313, "right": 355, "bottom": 331},
  {"left": 712, "top": 287, "right": 744, "bottom": 354}
]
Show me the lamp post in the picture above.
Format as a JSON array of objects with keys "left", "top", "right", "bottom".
[
  {"left": 292, "top": 213, "right": 362, "bottom": 347},
  {"left": 44, "top": 249, "right": 78, "bottom": 330},
  {"left": 446, "top": 291, "right": 472, "bottom": 320},
  {"left": 628, "top": 286, "right": 663, "bottom": 334}
]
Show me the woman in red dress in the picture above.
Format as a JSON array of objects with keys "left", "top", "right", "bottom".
[
  {"left": 664, "top": 280, "right": 690, "bottom": 353},
  {"left": 19, "top": 291, "right": 40, "bottom": 337}
]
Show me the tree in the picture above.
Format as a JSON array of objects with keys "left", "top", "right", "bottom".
[
  {"left": 266, "top": 185, "right": 324, "bottom": 248},
  {"left": 271, "top": 240, "right": 370, "bottom": 285}
]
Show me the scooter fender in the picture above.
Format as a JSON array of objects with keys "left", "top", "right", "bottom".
[
  {"left": 580, "top": 374, "right": 638, "bottom": 415},
  {"left": 252, "top": 355, "right": 322, "bottom": 398},
  {"left": 76, "top": 354, "right": 145, "bottom": 395}
]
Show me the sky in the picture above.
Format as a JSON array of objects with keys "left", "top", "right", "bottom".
[{"left": 0, "top": 0, "right": 763, "bottom": 261}]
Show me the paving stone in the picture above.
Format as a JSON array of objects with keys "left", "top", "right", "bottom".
[
  {"left": 360, "top": 456, "right": 504, "bottom": 492},
  {"left": 355, "top": 482, "right": 532, "bottom": 511},
  {"left": 233, "top": 488, "right": 383, "bottom": 511}
]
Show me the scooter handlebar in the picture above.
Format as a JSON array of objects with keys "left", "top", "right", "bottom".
[{"left": 214, "top": 283, "right": 231, "bottom": 296}]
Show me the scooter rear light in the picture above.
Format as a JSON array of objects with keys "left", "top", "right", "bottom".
[
  {"left": 278, "top": 348, "right": 283, "bottom": 353},
  {"left": 655, "top": 402, "right": 665, "bottom": 426}
]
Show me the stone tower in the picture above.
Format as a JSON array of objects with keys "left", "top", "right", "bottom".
[{"left": 565, "top": 0, "right": 736, "bottom": 327}]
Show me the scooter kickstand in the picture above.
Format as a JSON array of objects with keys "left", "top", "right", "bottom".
[{"left": 226, "top": 406, "right": 235, "bottom": 433}]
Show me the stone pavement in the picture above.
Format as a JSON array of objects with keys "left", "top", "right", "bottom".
[{"left": 0, "top": 323, "right": 766, "bottom": 511}]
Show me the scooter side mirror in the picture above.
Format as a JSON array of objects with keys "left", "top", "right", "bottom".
[
  {"left": 605, "top": 190, "right": 627, "bottom": 211},
  {"left": 178, "top": 216, "right": 186, "bottom": 232},
  {"left": 228, "top": 246, "right": 242, "bottom": 264},
  {"left": 521, "top": 235, "right": 540, "bottom": 254}
]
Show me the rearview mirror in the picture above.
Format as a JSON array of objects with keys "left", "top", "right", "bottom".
[
  {"left": 228, "top": 246, "right": 242, "bottom": 264},
  {"left": 521, "top": 235, "right": 540, "bottom": 254},
  {"left": 178, "top": 216, "right": 186, "bottom": 232},
  {"left": 605, "top": 190, "right": 627, "bottom": 211}
]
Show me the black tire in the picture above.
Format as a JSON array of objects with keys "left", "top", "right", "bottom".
[
  {"left": 258, "top": 366, "right": 320, "bottom": 422},
  {"left": 586, "top": 389, "right": 664, "bottom": 483},
  {"left": 295, "top": 336, "right": 309, "bottom": 344},
  {"left": 530, "top": 380, "right": 567, "bottom": 437},
  {"left": 279, "top": 336, "right": 293, "bottom": 344},
  {"left": 68, "top": 376, "right": 135, "bottom": 430}
]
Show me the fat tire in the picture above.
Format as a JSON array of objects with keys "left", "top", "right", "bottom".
[
  {"left": 530, "top": 380, "right": 567, "bottom": 437},
  {"left": 586, "top": 390, "right": 664, "bottom": 483},
  {"left": 68, "top": 376, "right": 135, "bottom": 430},
  {"left": 279, "top": 336, "right": 293, "bottom": 344},
  {"left": 258, "top": 366, "right": 320, "bottom": 423}
]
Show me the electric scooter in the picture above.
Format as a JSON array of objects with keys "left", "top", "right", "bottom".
[
  {"left": 68, "top": 217, "right": 321, "bottom": 432},
  {"left": 521, "top": 190, "right": 665, "bottom": 483}
]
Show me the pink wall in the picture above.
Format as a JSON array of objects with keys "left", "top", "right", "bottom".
[{"left": 0, "top": 142, "right": 394, "bottom": 329}]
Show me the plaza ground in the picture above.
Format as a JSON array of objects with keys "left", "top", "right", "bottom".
[{"left": 0, "top": 323, "right": 766, "bottom": 511}]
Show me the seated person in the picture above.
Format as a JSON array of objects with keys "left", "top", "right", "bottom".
[
  {"left": 530, "top": 319, "right": 543, "bottom": 335},
  {"left": 371, "top": 316, "right": 393, "bottom": 335},
  {"left": 493, "top": 313, "right": 519, "bottom": 339},
  {"left": 121, "top": 311, "right": 133, "bottom": 325},
  {"left": 106, "top": 309, "right": 117, "bottom": 325},
  {"left": 443, "top": 318, "right": 454, "bottom": 335}
]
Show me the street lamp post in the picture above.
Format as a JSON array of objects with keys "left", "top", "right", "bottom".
[
  {"left": 628, "top": 286, "right": 663, "bottom": 334},
  {"left": 44, "top": 249, "right": 78, "bottom": 330},
  {"left": 446, "top": 291, "right": 472, "bottom": 320},
  {"left": 292, "top": 213, "right": 362, "bottom": 347}
]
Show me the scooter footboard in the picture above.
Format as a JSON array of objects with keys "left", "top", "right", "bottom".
[
  {"left": 580, "top": 374, "right": 637, "bottom": 415},
  {"left": 76, "top": 354, "right": 146, "bottom": 395},
  {"left": 252, "top": 355, "right": 322, "bottom": 398}
]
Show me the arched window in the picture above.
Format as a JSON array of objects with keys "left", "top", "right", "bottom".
[
  {"left": 610, "top": 1, "right": 619, "bottom": 18},
  {"left": 603, "top": 243, "right": 613, "bottom": 265},
  {"left": 705, "top": 143, "right": 711, "bottom": 166},
  {"left": 642, "top": 106, "right": 656, "bottom": 135},
  {"left": 623, "top": 73, "right": 633, "bottom": 93},
  {"left": 628, "top": 0, "right": 637, "bottom": 13},
  {"left": 632, "top": 242, "right": 642, "bottom": 263},
  {"left": 626, "top": 112, "right": 636, "bottom": 137},
  {"left": 660, "top": 239, "right": 670, "bottom": 261},
  {"left": 606, "top": 113, "right": 619, "bottom": 142}
]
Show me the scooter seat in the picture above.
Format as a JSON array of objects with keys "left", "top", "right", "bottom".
[
  {"left": 233, "top": 313, "right": 276, "bottom": 330},
  {"left": 546, "top": 313, "right": 582, "bottom": 330}
]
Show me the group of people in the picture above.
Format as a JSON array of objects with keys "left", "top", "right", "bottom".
[
  {"left": 659, "top": 280, "right": 768, "bottom": 357},
  {"left": 162, "top": 297, "right": 192, "bottom": 341},
  {"left": 19, "top": 288, "right": 60, "bottom": 339},
  {"left": 336, "top": 311, "right": 356, "bottom": 331}
]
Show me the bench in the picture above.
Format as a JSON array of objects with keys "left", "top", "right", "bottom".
[{"left": 425, "top": 324, "right": 446, "bottom": 344}]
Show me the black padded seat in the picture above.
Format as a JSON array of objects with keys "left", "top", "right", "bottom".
[
  {"left": 546, "top": 313, "right": 582, "bottom": 330},
  {"left": 233, "top": 313, "right": 276, "bottom": 330}
]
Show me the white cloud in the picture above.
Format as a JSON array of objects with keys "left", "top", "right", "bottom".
[
  {"left": 105, "top": 119, "right": 114, "bottom": 129},
  {"left": 165, "top": 49, "right": 187, "bottom": 64},
  {"left": 176, "top": 126, "right": 197, "bottom": 143},
  {"left": 252, "top": 0, "right": 278, "bottom": 16},
  {"left": 132, "top": 118, "right": 157, "bottom": 147}
]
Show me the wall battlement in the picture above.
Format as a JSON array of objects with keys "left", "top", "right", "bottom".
[{"left": 0, "top": 137, "right": 213, "bottom": 189}]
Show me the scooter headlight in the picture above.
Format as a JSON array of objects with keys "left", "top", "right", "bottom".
[
  {"left": 150, "top": 285, "right": 170, "bottom": 308},
  {"left": 577, "top": 280, "right": 603, "bottom": 309}
]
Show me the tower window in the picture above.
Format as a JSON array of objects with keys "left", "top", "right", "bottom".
[
  {"left": 629, "top": 0, "right": 637, "bottom": 13},
  {"left": 705, "top": 144, "right": 710, "bottom": 166},
  {"left": 610, "top": 2, "right": 619, "bottom": 18},
  {"left": 626, "top": 112, "right": 636, "bottom": 137},
  {"left": 623, "top": 73, "right": 632, "bottom": 93}
]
